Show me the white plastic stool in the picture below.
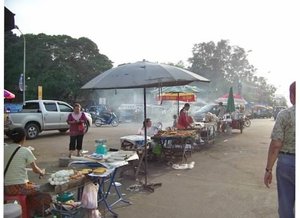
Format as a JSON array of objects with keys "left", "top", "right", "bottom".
[{"left": 4, "top": 203, "right": 22, "bottom": 218}]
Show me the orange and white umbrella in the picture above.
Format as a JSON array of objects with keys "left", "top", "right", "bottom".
[{"left": 156, "top": 92, "right": 196, "bottom": 102}]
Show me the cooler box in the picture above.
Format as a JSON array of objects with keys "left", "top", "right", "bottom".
[{"left": 120, "top": 135, "right": 151, "bottom": 150}]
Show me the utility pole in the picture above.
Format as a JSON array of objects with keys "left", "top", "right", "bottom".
[{"left": 15, "top": 25, "right": 26, "bottom": 105}]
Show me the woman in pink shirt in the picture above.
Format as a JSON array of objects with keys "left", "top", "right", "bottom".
[
  {"left": 67, "top": 103, "right": 87, "bottom": 157},
  {"left": 177, "top": 103, "right": 194, "bottom": 129}
]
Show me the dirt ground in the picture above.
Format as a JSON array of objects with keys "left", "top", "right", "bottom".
[{"left": 4, "top": 122, "right": 165, "bottom": 183}]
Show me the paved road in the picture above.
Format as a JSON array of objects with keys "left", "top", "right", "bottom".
[
  {"left": 4, "top": 119, "right": 279, "bottom": 218},
  {"left": 111, "top": 119, "right": 279, "bottom": 218}
]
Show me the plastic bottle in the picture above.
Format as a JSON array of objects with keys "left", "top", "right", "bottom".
[{"left": 95, "top": 139, "right": 108, "bottom": 155}]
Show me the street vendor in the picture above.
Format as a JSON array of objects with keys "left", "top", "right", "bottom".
[
  {"left": 177, "top": 103, "right": 194, "bottom": 129},
  {"left": 216, "top": 102, "right": 226, "bottom": 132},
  {"left": 4, "top": 127, "right": 52, "bottom": 217}
]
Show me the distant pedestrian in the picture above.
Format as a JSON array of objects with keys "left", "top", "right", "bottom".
[
  {"left": 216, "top": 102, "right": 225, "bottom": 132},
  {"left": 264, "top": 81, "right": 295, "bottom": 218},
  {"left": 67, "top": 103, "right": 88, "bottom": 157}
]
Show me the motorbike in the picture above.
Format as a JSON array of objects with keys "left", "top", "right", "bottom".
[
  {"left": 243, "top": 114, "right": 251, "bottom": 127},
  {"left": 94, "top": 111, "right": 119, "bottom": 127},
  {"left": 220, "top": 114, "right": 244, "bottom": 133}
]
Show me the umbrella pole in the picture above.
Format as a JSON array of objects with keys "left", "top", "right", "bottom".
[
  {"left": 142, "top": 87, "right": 162, "bottom": 192},
  {"left": 177, "top": 93, "right": 179, "bottom": 116},
  {"left": 143, "top": 87, "right": 148, "bottom": 186}
]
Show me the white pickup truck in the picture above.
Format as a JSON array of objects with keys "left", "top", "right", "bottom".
[{"left": 4, "top": 100, "right": 93, "bottom": 139}]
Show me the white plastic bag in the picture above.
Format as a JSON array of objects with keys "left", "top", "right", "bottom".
[
  {"left": 81, "top": 183, "right": 99, "bottom": 209},
  {"left": 81, "top": 183, "right": 101, "bottom": 218},
  {"left": 83, "top": 209, "right": 102, "bottom": 218}
]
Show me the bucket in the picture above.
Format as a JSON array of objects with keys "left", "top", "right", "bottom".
[{"left": 95, "top": 139, "right": 108, "bottom": 155}]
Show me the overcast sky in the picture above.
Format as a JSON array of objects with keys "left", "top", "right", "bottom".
[{"left": 4, "top": 0, "right": 299, "bottom": 101}]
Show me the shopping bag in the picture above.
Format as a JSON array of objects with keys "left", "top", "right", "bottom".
[{"left": 81, "top": 183, "right": 98, "bottom": 209}]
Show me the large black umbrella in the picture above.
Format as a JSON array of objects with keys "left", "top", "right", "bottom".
[{"left": 82, "top": 60, "right": 210, "bottom": 190}]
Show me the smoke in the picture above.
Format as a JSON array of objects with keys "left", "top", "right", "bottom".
[
  {"left": 87, "top": 86, "right": 219, "bottom": 127},
  {"left": 90, "top": 88, "right": 174, "bottom": 125}
]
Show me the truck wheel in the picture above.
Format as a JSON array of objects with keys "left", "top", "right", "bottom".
[{"left": 25, "top": 123, "right": 39, "bottom": 139}]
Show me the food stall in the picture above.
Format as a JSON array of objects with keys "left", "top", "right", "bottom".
[
  {"left": 43, "top": 150, "right": 138, "bottom": 217},
  {"left": 151, "top": 129, "right": 197, "bottom": 163},
  {"left": 118, "top": 122, "right": 216, "bottom": 166}
]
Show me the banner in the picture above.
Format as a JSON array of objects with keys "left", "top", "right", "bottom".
[
  {"left": 38, "top": 86, "right": 42, "bottom": 100},
  {"left": 156, "top": 93, "right": 196, "bottom": 102},
  {"left": 19, "top": 73, "right": 24, "bottom": 91}
]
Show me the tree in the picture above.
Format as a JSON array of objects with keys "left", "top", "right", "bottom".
[
  {"left": 4, "top": 32, "right": 113, "bottom": 103},
  {"left": 188, "top": 40, "right": 276, "bottom": 105}
]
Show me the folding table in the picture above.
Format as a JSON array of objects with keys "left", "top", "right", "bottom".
[{"left": 68, "top": 151, "right": 138, "bottom": 216}]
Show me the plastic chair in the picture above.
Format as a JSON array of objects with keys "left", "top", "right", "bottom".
[{"left": 4, "top": 195, "right": 28, "bottom": 218}]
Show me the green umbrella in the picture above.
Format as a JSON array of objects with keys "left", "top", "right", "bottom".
[{"left": 226, "top": 87, "right": 235, "bottom": 113}]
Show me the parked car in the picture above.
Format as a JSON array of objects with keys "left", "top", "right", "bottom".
[{"left": 5, "top": 100, "right": 92, "bottom": 139}]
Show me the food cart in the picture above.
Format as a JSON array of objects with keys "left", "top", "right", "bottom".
[
  {"left": 192, "top": 122, "right": 216, "bottom": 148},
  {"left": 230, "top": 119, "right": 244, "bottom": 133},
  {"left": 151, "top": 130, "right": 197, "bottom": 164},
  {"left": 221, "top": 114, "right": 244, "bottom": 133}
]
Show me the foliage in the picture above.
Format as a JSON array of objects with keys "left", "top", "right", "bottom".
[
  {"left": 4, "top": 32, "right": 113, "bottom": 103},
  {"left": 187, "top": 40, "right": 277, "bottom": 106},
  {"left": 5, "top": 33, "right": 280, "bottom": 107}
]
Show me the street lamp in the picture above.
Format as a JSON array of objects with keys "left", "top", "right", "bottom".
[{"left": 15, "top": 25, "right": 26, "bottom": 105}]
